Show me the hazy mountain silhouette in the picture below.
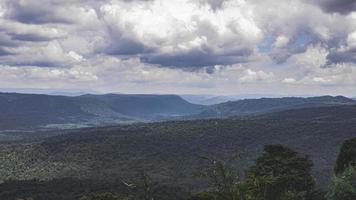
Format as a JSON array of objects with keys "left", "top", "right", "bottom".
[{"left": 0, "top": 92, "right": 205, "bottom": 130}]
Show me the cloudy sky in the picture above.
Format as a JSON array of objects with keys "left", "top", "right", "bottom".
[{"left": 0, "top": 0, "right": 356, "bottom": 96}]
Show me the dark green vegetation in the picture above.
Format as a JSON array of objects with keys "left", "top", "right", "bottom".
[
  {"left": 2, "top": 140, "right": 354, "bottom": 200},
  {"left": 0, "top": 104, "right": 355, "bottom": 199},
  {"left": 327, "top": 166, "right": 356, "bottom": 200},
  {"left": 327, "top": 137, "right": 356, "bottom": 200},
  {"left": 0, "top": 178, "right": 187, "bottom": 200},
  {"left": 0, "top": 93, "right": 205, "bottom": 130},
  {"left": 244, "top": 145, "right": 319, "bottom": 200},
  {"left": 334, "top": 137, "right": 356, "bottom": 174},
  {"left": 191, "top": 145, "right": 326, "bottom": 200}
]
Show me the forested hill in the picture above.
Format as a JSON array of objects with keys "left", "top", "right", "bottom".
[
  {"left": 192, "top": 95, "right": 356, "bottom": 118},
  {"left": 0, "top": 92, "right": 205, "bottom": 130},
  {"left": 1, "top": 104, "right": 356, "bottom": 191}
]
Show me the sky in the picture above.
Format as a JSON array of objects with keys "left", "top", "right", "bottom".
[{"left": 0, "top": 0, "right": 356, "bottom": 96}]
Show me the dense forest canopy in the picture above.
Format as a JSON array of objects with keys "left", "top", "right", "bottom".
[{"left": 0, "top": 103, "right": 355, "bottom": 200}]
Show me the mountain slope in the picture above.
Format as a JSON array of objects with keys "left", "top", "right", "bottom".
[
  {"left": 1, "top": 104, "right": 356, "bottom": 189},
  {"left": 193, "top": 95, "right": 356, "bottom": 118},
  {"left": 1, "top": 93, "right": 354, "bottom": 130},
  {"left": 81, "top": 94, "right": 206, "bottom": 118},
  {"left": 0, "top": 93, "right": 205, "bottom": 130},
  {"left": 0, "top": 93, "right": 94, "bottom": 130},
  {"left": 181, "top": 95, "right": 238, "bottom": 105}
]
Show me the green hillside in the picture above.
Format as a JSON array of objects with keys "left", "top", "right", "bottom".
[{"left": 1, "top": 105, "right": 356, "bottom": 189}]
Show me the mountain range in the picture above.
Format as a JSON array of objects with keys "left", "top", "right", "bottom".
[
  {"left": 0, "top": 92, "right": 355, "bottom": 131},
  {"left": 0, "top": 93, "right": 205, "bottom": 130},
  {"left": 194, "top": 95, "right": 356, "bottom": 118}
]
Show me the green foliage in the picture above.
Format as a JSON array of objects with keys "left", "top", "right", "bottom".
[
  {"left": 187, "top": 191, "right": 215, "bottom": 200},
  {"left": 193, "top": 146, "right": 327, "bottom": 200},
  {"left": 2, "top": 109, "right": 356, "bottom": 199},
  {"left": 245, "top": 145, "right": 316, "bottom": 200},
  {"left": 138, "top": 172, "right": 155, "bottom": 200},
  {"left": 2, "top": 104, "right": 356, "bottom": 190},
  {"left": 327, "top": 138, "right": 356, "bottom": 200},
  {"left": 305, "top": 190, "right": 327, "bottom": 200},
  {"left": 122, "top": 171, "right": 157, "bottom": 200},
  {"left": 0, "top": 178, "right": 187, "bottom": 200},
  {"left": 16, "top": 198, "right": 34, "bottom": 200},
  {"left": 79, "top": 192, "right": 134, "bottom": 200},
  {"left": 334, "top": 137, "right": 356, "bottom": 174},
  {"left": 279, "top": 190, "right": 303, "bottom": 200},
  {"left": 196, "top": 155, "right": 246, "bottom": 200},
  {"left": 327, "top": 167, "right": 356, "bottom": 200}
]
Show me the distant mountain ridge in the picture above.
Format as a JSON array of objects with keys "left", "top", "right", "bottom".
[
  {"left": 81, "top": 94, "right": 205, "bottom": 118},
  {"left": 191, "top": 95, "right": 356, "bottom": 118},
  {"left": 0, "top": 92, "right": 355, "bottom": 131},
  {"left": 181, "top": 95, "right": 238, "bottom": 105},
  {"left": 0, "top": 92, "right": 205, "bottom": 130}
]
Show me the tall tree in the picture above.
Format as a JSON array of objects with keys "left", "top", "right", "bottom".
[
  {"left": 194, "top": 154, "right": 246, "bottom": 200},
  {"left": 245, "top": 145, "right": 316, "bottom": 200},
  {"left": 334, "top": 137, "right": 356, "bottom": 175},
  {"left": 328, "top": 137, "right": 356, "bottom": 200},
  {"left": 327, "top": 166, "right": 356, "bottom": 200}
]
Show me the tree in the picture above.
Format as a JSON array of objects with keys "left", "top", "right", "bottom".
[
  {"left": 137, "top": 171, "right": 155, "bottom": 200},
  {"left": 327, "top": 166, "right": 356, "bottom": 200},
  {"left": 245, "top": 145, "right": 316, "bottom": 200},
  {"left": 79, "top": 192, "right": 134, "bottom": 200},
  {"left": 327, "top": 137, "right": 356, "bottom": 200},
  {"left": 334, "top": 137, "right": 356, "bottom": 175},
  {"left": 194, "top": 154, "right": 246, "bottom": 200},
  {"left": 121, "top": 171, "right": 156, "bottom": 200}
]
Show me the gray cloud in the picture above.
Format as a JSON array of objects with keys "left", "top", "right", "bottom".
[
  {"left": 104, "top": 37, "right": 154, "bottom": 55},
  {"left": 10, "top": 60, "right": 60, "bottom": 67},
  {"left": 0, "top": 47, "right": 14, "bottom": 56},
  {"left": 9, "top": 33, "right": 60, "bottom": 42},
  {"left": 195, "top": 0, "right": 227, "bottom": 11},
  {"left": 326, "top": 48, "right": 356, "bottom": 65},
  {"left": 310, "top": 0, "right": 356, "bottom": 15},
  {"left": 0, "top": 33, "right": 18, "bottom": 47},
  {"left": 269, "top": 42, "right": 309, "bottom": 64},
  {"left": 142, "top": 48, "right": 251, "bottom": 68},
  {"left": 4, "top": 1, "right": 73, "bottom": 24}
]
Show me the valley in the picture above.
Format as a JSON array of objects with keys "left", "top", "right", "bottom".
[{"left": 0, "top": 93, "right": 355, "bottom": 199}]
